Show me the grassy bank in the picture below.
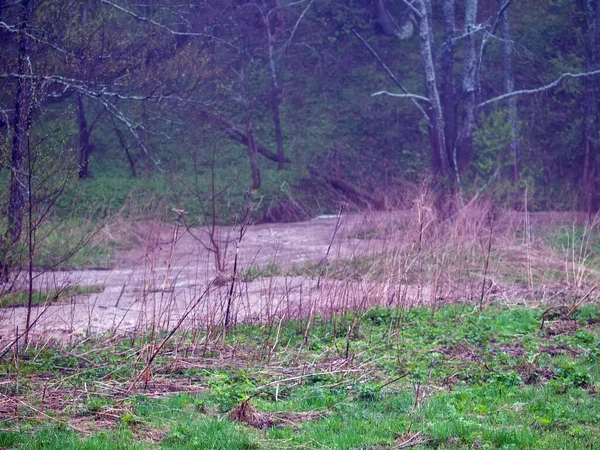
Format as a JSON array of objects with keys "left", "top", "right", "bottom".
[{"left": 1, "top": 303, "right": 598, "bottom": 449}]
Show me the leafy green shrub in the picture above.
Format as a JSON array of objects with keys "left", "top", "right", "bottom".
[{"left": 554, "top": 363, "right": 591, "bottom": 388}]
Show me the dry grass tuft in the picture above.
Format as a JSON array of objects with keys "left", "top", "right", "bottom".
[{"left": 227, "top": 400, "right": 273, "bottom": 429}]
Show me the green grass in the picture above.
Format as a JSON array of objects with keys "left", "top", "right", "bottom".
[
  {"left": 241, "top": 261, "right": 282, "bottom": 282},
  {"left": 0, "top": 219, "right": 117, "bottom": 271},
  {"left": 0, "top": 285, "right": 104, "bottom": 307},
  {"left": 287, "top": 254, "right": 388, "bottom": 281},
  {"left": 0, "top": 303, "right": 599, "bottom": 449}
]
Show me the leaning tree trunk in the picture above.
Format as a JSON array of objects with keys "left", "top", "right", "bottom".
[
  {"left": 499, "top": 0, "right": 520, "bottom": 208},
  {"left": 111, "top": 116, "right": 138, "bottom": 178},
  {"left": 583, "top": 0, "right": 599, "bottom": 215},
  {"left": 416, "top": 0, "right": 449, "bottom": 186},
  {"left": 457, "top": 0, "right": 478, "bottom": 173},
  {"left": 2, "top": 0, "right": 34, "bottom": 282}
]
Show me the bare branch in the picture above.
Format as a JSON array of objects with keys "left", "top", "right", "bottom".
[
  {"left": 476, "top": 0, "right": 514, "bottom": 90},
  {"left": 401, "top": 0, "right": 422, "bottom": 19},
  {"left": 0, "top": 72, "right": 162, "bottom": 167},
  {"left": 281, "top": 0, "right": 316, "bottom": 52},
  {"left": 99, "top": 0, "right": 239, "bottom": 50},
  {"left": 441, "top": 23, "right": 486, "bottom": 48},
  {"left": 372, "top": 91, "right": 431, "bottom": 103},
  {"left": 478, "top": 69, "right": 600, "bottom": 108},
  {"left": 352, "top": 29, "right": 431, "bottom": 125},
  {"left": 491, "top": 0, "right": 514, "bottom": 36},
  {"left": 0, "top": 21, "right": 77, "bottom": 59}
]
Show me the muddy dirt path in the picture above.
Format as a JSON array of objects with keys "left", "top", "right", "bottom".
[
  {"left": 0, "top": 212, "right": 418, "bottom": 344},
  {"left": 0, "top": 210, "right": 585, "bottom": 345}
]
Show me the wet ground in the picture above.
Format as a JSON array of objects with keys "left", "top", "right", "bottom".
[
  {"left": 0, "top": 210, "right": 591, "bottom": 345},
  {"left": 0, "top": 213, "right": 414, "bottom": 344}
]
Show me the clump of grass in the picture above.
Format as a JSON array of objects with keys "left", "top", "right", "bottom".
[
  {"left": 240, "top": 262, "right": 282, "bottom": 282},
  {"left": 287, "top": 255, "right": 387, "bottom": 281},
  {"left": 0, "top": 284, "right": 104, "bottom": 307}
]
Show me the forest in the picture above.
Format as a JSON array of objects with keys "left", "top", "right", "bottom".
[{"left": 0, "top": 1, "right": 600, "bottom": 449}]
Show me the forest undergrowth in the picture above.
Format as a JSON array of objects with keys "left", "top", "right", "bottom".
[{"left": 0, "top": 303, "right": 598, "bottom": 449}]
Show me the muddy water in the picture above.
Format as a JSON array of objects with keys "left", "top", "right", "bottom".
[
  {"left": 1, "top": 213, "right": 417, "bottom": 344},
  {"left": 2, "top": 210, "right": 584, "bottom": 345}
]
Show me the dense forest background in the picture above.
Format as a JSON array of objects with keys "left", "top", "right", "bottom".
[{"left": 1, "top": 0, "right": 599, "bottom": 236}]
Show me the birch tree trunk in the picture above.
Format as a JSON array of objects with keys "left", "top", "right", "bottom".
[
  {"left": 583, "top": 0, "right": 599, "bottom": 214},
  {"left": 499, "top": 0, "right": 520, "bottom": 207},
  {"left": 441, "top": 0, "right": 456, "bottom": 165},
  {"left": 457, "top": 0, "right": 478, "bottom": 172},
  {"left": 415, "top": 0, "right": 449, "bottom": 184}
]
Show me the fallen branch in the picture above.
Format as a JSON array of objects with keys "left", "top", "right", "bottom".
[
  {"left": 308, "top": 165, "right": 385, "bottom": 209},
  {"left": 566, "top": 285, "right": 597, "bottom": 318},
  {"left": 0, "top": 393, "right": 85, "bottom": 433}
]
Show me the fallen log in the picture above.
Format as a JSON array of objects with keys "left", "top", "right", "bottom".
[{"left": 308, "top": 165, "right": 386, "bottom": 210}]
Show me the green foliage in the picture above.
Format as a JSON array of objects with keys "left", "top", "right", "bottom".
[
  {"left": 205, "top": 371, "right": 258, "bottom": 412},
  {"left": 240, "top": 261, "right": 281, "bottom": 282},
  {"left": 553, "top": 362, "right": 592, "bottom": 388},
  {"left": 0, "top": 284, "right": 103, "bottom": 307},
  {"left": 287, "top": 254, "right": 387, "bottom": 281}
]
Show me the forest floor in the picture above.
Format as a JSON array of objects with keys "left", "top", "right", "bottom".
[{"left": 0, "top": 208, "right": 599, "bottom": 449}]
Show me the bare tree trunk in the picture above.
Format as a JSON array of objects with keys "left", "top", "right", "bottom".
[
  {"left": 77, "top": 3, "right": 92, "bottom": 179},
  {"left": 271, "top": 83, "right": 285, "bottom": 170},
  {"left": 77, "top": 94, "right": 93, "bottom": 179},
  {"left": 441, "top": 0, "right": 456, "bottom": 166},
  {"left": 499, "top": 0, "right": 520, "bottom": 208},
  {"left": 457, "top": 0, "right": 478, "bottom": 172},
  {"left": 264, "top": 9, "right": 285, "bottom": 170},
  {"left": 245, "top": 116, "right": 262, "bottom": 190},
  {"left": 583, "top": 0, "right": 599, "bottom": 215},
  {"left": 416, "top": 0, "right": 449, "bottom": 185},
  {"left": 2, "top": 0, "right": 34, "bottom": 281},
  {"left": 111, "top": 117, "right": 137, "bottom": 177}
]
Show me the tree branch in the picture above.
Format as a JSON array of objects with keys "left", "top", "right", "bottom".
[
  {"left": 478, "top": 69, "right": 600, "bottom": 108},
  {"left": 400, "top": 0, "right": 422, "bottom": 19},
  {"left": 0, "top": 21, "right": 77, "bottom": 59},
  {"left": 281, "top": 0, "right": 316, "bottom": 52},
  {"left": 476, "top": 0, "right": 514, "bottom": 92},
  {"left": 372, "top": 91, "right": 431, "bottom": 103},
  {"left": 491, "top": 0, "right": 514, "bottom": 36},
  {"left": 353, "top": 29, "right": 431, "bottom": 125},
  {"left": 99, "top": 0, "right": 239, "bottom": 50}
]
